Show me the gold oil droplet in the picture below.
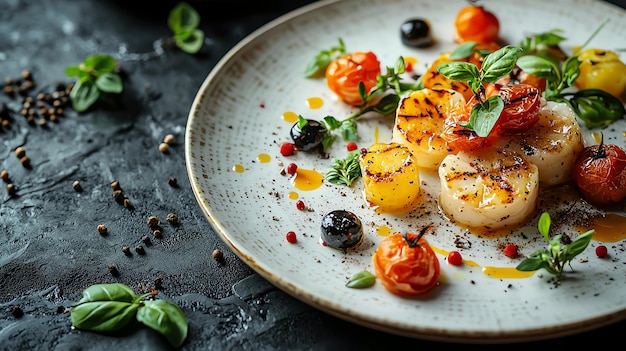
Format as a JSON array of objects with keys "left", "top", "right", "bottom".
[
  {"left": 288, "top": 191, "right": 299, "bottom": 200},
  {"left": 290, "top": 168, "right": 324, "bottom": 191},
  {"left": 306, "top": 96, "right": 324, "bottom": 109},
  {"left": 257, "top": 153, "right": 271, "bottom": 163},
  {"left": 376, "top": 225, "right": 392, "bottom": 237},
  {"left": 232, "top": 164, "right": 244, "bottom": 173},
  {"left": 622, "top": 131, "right": 626, "bottom": 138},
  {"left": 577, "top": 213, "right": 626, "bottom": 243},
  {"left": 282, "top": 111, "right": 299, "bottom": 123},
  {"left": 482, "top": 266, "right": 536, "bottom": 279}
]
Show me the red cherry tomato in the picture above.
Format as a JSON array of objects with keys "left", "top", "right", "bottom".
[
  {"left": 571, "top": 143, "right": 626, "bottom": 206},
  {"left": 441, "top": 105, "right": 495, "bottom": 153},
  {"left": 596, "top": 245, "right": 608, "bottom": 258},
  {"left": 492, "top": 84, "right": 541, "bottom": 134},
  {"left": 373, "top": 232, "right": 440, "bottom": 296},
  {"left": 326, "top": 51, "right": 381, "bottom": 106},
  {"left": 454, "top": 5, "right": 500, "bottom": 44}
]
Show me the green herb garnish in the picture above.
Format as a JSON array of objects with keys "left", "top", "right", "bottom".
[
  {"left": 304, "top": 38, "right": 347, "bottom": 78},
  {"left": 325, "top": 149, "right": 361, "bottom": 186},
  {"left": 515, "top": 21, "right": 625, "bottom": 128},
  {"left": 70, "top": 283, "right": 188, "bottom": 348},
  {"left": 516, "top": 212, "right": 594, "bottom": 278},
  {"left": 346, "top": 271, "right": 376, "bottom": 289},
  {"left": 437, "top": 45, "right": 523, "bottom": 137},
  {"left": 65, "top": 54, "right": 123, "bottom": 112},
  {"left": 168, "top": 2, "right": 204, "bottom": 54}
]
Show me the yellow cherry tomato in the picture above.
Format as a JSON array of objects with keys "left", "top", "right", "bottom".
[{"left": 575, "top": 49, "right": 626, "bottom": 102}]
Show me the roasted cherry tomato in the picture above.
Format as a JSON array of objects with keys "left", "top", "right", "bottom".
[
  {"left": 325, "top": 51, "right": 381, "bottom": 106},
  {"left": 454, "top": 5, "right": 500, "bottom": 44},
  {"left": 492, "top": 83, "right": 541, "bottom": 134},
  {"left": 441, "top": 105, "right": 495, "bottom": 152},
  {"left": 372, "top": 232, "right": 440, "bottom": 296},
  {"left": 571, "top": 142, "right": 626, "bottom": 206}
]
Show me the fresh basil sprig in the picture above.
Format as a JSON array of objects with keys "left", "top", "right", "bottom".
[
  {"left": 70, "top": 283, "right": 188, "bottom": 348},
  {"left": 168, "top": 2, "right": 204, "bottom": 54},
  {"left": 325, "top": 149, "right": 361, "bottom": 186},
  {"left": 515, "top": 21, "right": 624, "bottom": 128},
  {"left": 516, "top": 212, "right": 594, "bottom": 278},
  {"left": 437, "top": 46, "right": 523, "bottom": 137},
  {"left": 65, "top": 54, "right": 123, "bottom": 112}
]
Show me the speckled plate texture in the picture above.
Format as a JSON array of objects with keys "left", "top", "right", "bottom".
[{"left": 186, "top": 0, "right": 626, "bottom": 343}]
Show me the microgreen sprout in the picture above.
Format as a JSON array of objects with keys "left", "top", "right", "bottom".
[
  {"left": 436, "top": 45, "right": 523, "bottom": 137},
  {"left": 516, "top": 212, "right": 594, "bottom": 278},
  {"left": 325, "top": 149, "right": 361, "bottom": 186},
  {"left": 168, "top": 2, "right": 204, "bottom": 54},
  {"left": 65, "top": 54, "right": 123, "bottom": 112}
]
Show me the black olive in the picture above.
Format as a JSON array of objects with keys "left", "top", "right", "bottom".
[
  {"left": 320, "top": 210, "right": 363, "bottom": 250},
  {"left": 400, "top": 18, "right": 433, "bottom": 48},
  {"left": 290, "top": 119, "right": 327, "bottom": 152}
]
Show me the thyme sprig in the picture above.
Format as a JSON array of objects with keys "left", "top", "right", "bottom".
[{"left": 516, "top": 212, "right": 594, "bottom": 278}]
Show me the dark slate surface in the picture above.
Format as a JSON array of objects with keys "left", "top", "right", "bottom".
[{"left": 1, "top": 0, "right": 625, "bottom": 350}]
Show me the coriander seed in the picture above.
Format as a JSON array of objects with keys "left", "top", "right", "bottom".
[
  {"left": 112, "top": 190, "right": 124, "bottom": 202},
  {"left": 20, "top": 156, "right": 30, "bottom": 168},
  {"left": 164, "top": 134, "right": 175, "bottom": 145},
  {"left": 153, "top": 228, "right": 162, "bottom": 238},
  {"left": 11, "top": 306, "right": 23, "bottom": 318},
  {"left": 123, "top": 198, "right": 132, "bottom": 208},
  {"left": 167, "top": 176, "right": 178, "bottom": 187},
  {"left": 158, "top": 142, "right": 169, "bottom": 153},
  {"left": 212, "top": 249, "right": 223, "bottom": 261},
  {"left": 97, "top": 224, "right": 108, "bottom": 235},
  {"left": 122, "top": 246, "right": 131, "bottom": 255},
  {"left": 1, "top": 170, "right": 9, "bottom": 183},
  {"left": 72, "top": 180, "right": 82, "bottom": 192},
  {"left": 108, "top": 264, "right": 119, "bottom": 276},
  {"left": 147, "top": 215, "right": 159, "bottom": 228},
  {"left": 6, "top": 183, "right": 16, "bottom": 196},
  {"left": 15, "top": 146, "right": 25, "bottom": 158},
  {"left": 111, "top": 180, "right": 121, "bottom": 191},
  {"left": 166, "top": 213, "right": 179, "bottom": 226}
]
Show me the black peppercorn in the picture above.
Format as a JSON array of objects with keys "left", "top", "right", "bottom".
[
  {"left": 135, "top": 246, "right": 145, "bottom": 255},
  {"left": 11, "top": 306, "right": 23, "bottom": 318}
]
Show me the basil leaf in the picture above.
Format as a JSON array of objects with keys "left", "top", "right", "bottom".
[
  {"left": 70, "top": 79, "right": 100, "bottom": 112},
  {"left": 346, "top": 271, "right": 376, "bottom": 288},
  {"left": 481, "top": 46, "right": 522, "bottom": 83},
  {"left": 436, "top": 62, "right": 480, "bottom": 82},
  {"left": 95, "top": 73, "right": 123, "bottom": 94},
  {"left": 516, "top": 55, "right": 560, "bottom": 82},
  {"left": 174, "top": 28, "right": 204, "bottom": 54},
  {"left": 562, "top": 230, "right": 594, "bottom": 261},
  {"left": 137, "top": 300, "right": 188, "bottom": 348},
  {"left": 71, "top": 301, "right": 139, "bottom": 332},
  {"left": 537, "top": 212, "right": 551, "bottom": 240},
  {"left": 448, "top": 41, "right": 477, "bottom": 60},
  {"left": 568, "top": 89, "right": 626, "bottom": 128},
  {"left": 168, "top": 2, "right": 200, "bottom": 33},
  {"left": 470, "top": 96, "right": 503, "bottom": 137},
  {"left": 76, "top": 283, "right": 138, "bottom": 304},
  {"left": 84, "top": 54, "right": 117, "bottom": 75}
]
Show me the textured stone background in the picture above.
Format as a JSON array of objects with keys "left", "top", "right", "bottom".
[{"left": 1, "top": 0, "right": 625, "bottom": 350}]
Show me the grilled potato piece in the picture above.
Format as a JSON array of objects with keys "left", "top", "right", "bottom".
[{"left": 359, "top": 143, "right": 421, "bottom": 213}]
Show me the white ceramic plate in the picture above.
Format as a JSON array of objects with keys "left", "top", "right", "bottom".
[{"left": 186, "top": 0, "right": 626, "bottom": 343}]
